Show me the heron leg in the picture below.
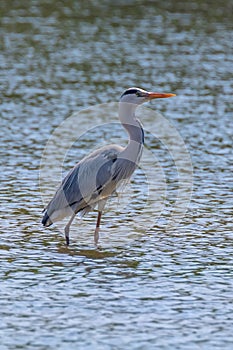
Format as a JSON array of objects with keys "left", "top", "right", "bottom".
[
  {"left": 94, "top": 211, "right": 102, "bottom": 245},
  {"left": 64, "top": 212, "right": 76, "bottom": 246},
  {"left": 94, "top": 199, "right": 107, "bottom": 245}
]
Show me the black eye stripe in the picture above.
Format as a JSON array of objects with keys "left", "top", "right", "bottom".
[{"left": 121, "top": 89, "right": 141, "bottom": 97}]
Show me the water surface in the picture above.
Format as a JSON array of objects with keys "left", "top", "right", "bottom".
[{"left": 0, "top": 1, "right": 233, "bottom": 349}]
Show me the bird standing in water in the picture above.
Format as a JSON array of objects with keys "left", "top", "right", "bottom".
[{"left": 42, "top": 87, "right": 175, "bottom": 245}]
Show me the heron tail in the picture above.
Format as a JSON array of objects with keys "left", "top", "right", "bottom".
[{"left": 42, "top": 211, "right": 53, "bottom": 227}]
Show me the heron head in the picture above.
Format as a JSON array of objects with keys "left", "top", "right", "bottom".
[{"left": 120, "top": 87, "right": 176, "bottom": 105}]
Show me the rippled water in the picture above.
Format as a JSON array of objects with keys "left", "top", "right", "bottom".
[{"left": 1, "top": 1, "right": 233, "bottom": 349}]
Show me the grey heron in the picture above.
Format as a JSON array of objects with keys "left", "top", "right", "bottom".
[{"left": 42, "top": 87, "right": 175, "bottom": 245}]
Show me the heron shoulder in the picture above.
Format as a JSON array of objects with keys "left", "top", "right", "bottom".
[
  {"left": 76, "top": 144, "right": 123, "bottom": 185},
  {"left": 80, "top": 144, "right": 123, "bottom": 163}
]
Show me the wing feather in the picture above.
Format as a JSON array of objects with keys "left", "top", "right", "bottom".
[{"left": 43, "top": 144, "right": 123, "bottom": 223}]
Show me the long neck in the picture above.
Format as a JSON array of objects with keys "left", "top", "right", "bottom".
[{"left": 118, "top": 102, "right": 144, "bottom": 165}]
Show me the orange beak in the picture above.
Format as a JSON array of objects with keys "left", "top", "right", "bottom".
[{"left": 147, "top": 92, "right": 176, "bottom": 99}]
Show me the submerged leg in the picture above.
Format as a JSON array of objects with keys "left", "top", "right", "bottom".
[
  {"left": 64, "top": 212, "right": 76, "bottom": 246},
  {"left": 94, "top": 211, "right": 102, "bottom": 245}
]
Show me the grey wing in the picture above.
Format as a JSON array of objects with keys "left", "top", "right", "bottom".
[
  {"left": 43, "top": 145, "right": 123, "bottom": 224},
  {"left": 111, "top": 157, "right": 137, "bottom": 183}
]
